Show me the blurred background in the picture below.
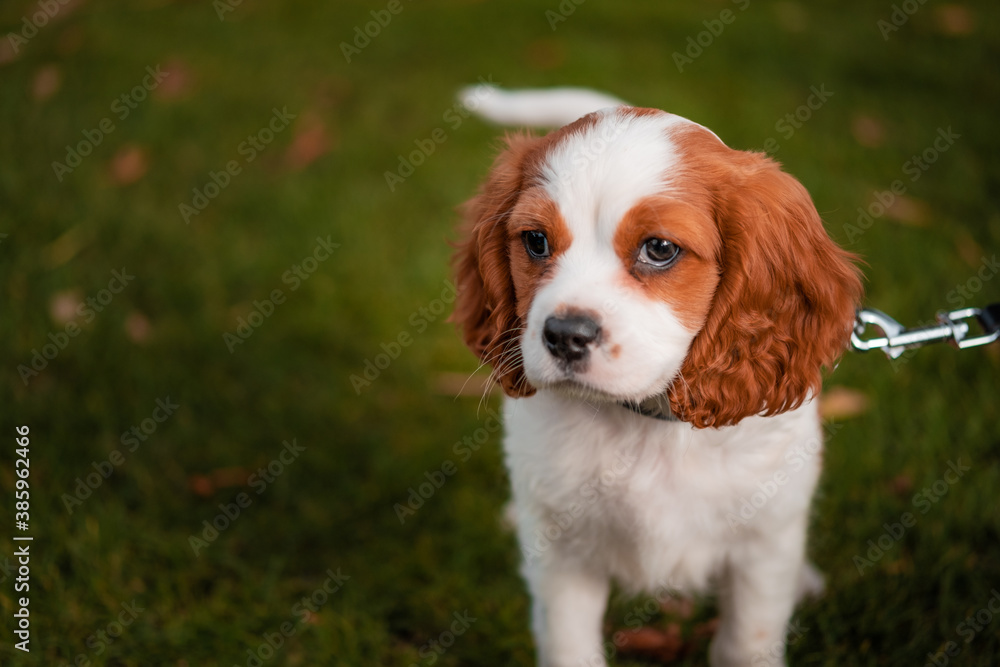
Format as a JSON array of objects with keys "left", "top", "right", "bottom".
[{"left": 2, "top": 1, "right": 999, "bottom": 664}]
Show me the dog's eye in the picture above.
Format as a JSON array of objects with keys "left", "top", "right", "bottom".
[
  {"left": 638, "top": 238, "right": 681, "bottom": 268},
  {"left": 523, "top": 231, "right": 551, "bottom": 259}
]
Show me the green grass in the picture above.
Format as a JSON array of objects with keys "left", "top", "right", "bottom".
[{"left": 2, "top": 0, "right": 1000, "bottom": 664}]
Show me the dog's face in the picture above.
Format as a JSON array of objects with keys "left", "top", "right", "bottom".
[{"left": 453, "top": 108, "right": 862, "bottom": 428}]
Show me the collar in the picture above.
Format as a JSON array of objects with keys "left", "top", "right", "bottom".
[{"left": 619, "top": 396, "right": 681, "bottom": 422}]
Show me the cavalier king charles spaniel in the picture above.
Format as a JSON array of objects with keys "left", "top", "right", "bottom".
[{"left": 451, "top": 86, "right": 863, "bottom": 666}]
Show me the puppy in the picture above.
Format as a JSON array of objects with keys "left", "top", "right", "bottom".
[{"left": 451, "top": 87, "right": 862, "bottom": 666}]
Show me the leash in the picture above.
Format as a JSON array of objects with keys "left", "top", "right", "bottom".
[
  {"left": 619, "top": 301, "right": 998, "bottom": 422},
  {"left": 851, "top": 302, "right": 1000, "bottom": 359}
]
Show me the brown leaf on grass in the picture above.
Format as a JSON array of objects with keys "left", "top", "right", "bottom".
[
  {"left": 934, "top": 5, "right": 974, "bottom": 35},
  {"left": 124, "top": 311, "right": 152, "bottom": 343},
  {"left": 188, "top": 467, "right": 253, "bottom": 497},
  {"left": 284, "top": 111, "right": 334, "bottom": 171},
  {"left": 954, "top": 230, "right": 984, "bottom": 269},
  {"left": 819, "top": 386, "right": 870, "bottom": 420},
  {"left": 0, "top": 37, "right": 17, "bottom": 66},
  {"left": 613, "top": 624, "right": 685, "bottom": 662},
  {"left": 691, "top": 618, "right": 720, "bottom": 641},
  {"left": 110, "top": 144, "right": 149, "bottom": 185},
  {"left": 32, "top": 65, "right": 62, "bottom": 102},
  {"left": 850, "top": 114, "right": 886, "bottom": 148},
  {"left": 154, "top": 59, "right": 195, "bottom": 101},
  {"left": 523, "top": 39, "right": 566, "bottom": 71},
  {"left": 210, "top": 467, "right": 253, "bottom": 488},
  {"left": 433, "top": 372, "right": 494, "bottom": 398},
  {"left": 888, "top": 473, "right": 913, "bottom": 497},
  {"left": 188, "top": 474, "right": 214, "bottom": 497},
  {"left": 659, "top": 595, "right": 694, "bottom": 620},
  {"left": 50, "top": 289, "right": 83, "bottom": 326},
  {"left": 885, "top": 195, "right": 929, "bottom": 226}
]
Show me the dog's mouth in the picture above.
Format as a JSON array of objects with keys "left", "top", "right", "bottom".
[{"left": 539, "top": 373, "right": 670, "bottom": 406}]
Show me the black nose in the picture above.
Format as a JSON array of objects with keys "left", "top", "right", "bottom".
[{"left": 543, "top": 314, "right": 601, "bottom": 363}]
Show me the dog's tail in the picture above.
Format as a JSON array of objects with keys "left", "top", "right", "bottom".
[{"left": 458, "top": 84, "right": 627, "bottom": 128}]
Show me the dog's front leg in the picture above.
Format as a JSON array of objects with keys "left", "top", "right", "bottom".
[
  {"left": 709, "top": 518, "right": 810, "bottom": 667},
  {"left": 523, "top": 555, "right": 610, "bottom": 667}
]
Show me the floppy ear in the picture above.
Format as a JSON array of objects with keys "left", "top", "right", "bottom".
[
  {"left": 450, "top": 133, "right": 539, "bottom": 398},
  {"left": 668, "top": 152, "right": 863, "bottom": 428}
]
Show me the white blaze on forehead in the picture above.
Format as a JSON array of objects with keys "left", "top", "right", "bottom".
[{"left": 537, "top": 110, "right": 704, "bottom": 244}]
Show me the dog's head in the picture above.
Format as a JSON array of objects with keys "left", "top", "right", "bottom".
[{"left": 451, "top": 108, "right": 862, "bottom": 428}]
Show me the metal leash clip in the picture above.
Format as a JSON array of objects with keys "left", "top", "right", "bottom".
[{"left": 851, "top": 304, "right": 1000, "bottom": 359}]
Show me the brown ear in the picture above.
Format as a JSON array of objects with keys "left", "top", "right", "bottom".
[
  {"left": 668, "top": 152, "right": 863, "bottom": 428},
  {"left": 450, "top": 133, "right": 539, "bottom": 398}
]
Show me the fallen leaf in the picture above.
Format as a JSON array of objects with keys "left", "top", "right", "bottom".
[
  {"left": 154, "top": 58, "right": 195, "bottom": 101},
  {"left": 124, "top": 311, "right": 152, "bottom": 343},
  {"left": 613, "top": 624, "right": 685, "bottom": 662},
  {"left": 934, "top": 5, "right": 974, "bottom": 35},
  {"left": 954, "top": 230, "right": 984, "bottom": 269},
  {"left": 888, "top": 473, "right": 913, "bottom": 497},
  {"left": 523, "top": 39, "right": 566, "bottom": 71},
  {"left": 32, "top": 64, "right": 62, "bottom": 102},
  {"left": 110, "top": 144, "right": 149, "bottom": 185},
  {"left": 284, "top": 110, "right": 334, "bottom": 171},
  {"left": 189, "top": 474, "right": 214, "bottom": 497},
  {"left": 885, "top": 195, "right": 929, "bottom": 226},
  {"left": 850, "top": 114, "right": 886, "bottom": 148},
  {"left": 819, "top": 386, "right": 870, "bottom": 420},
  {"left": 50, "top": 289, "right": 83, "bottom": 325},
  {"left": 188, "top": 468, "right": 253, "bottom": 497},
  {"left": 210, "top": 467, "right": 253, "bottom": 489},
  {"left": 659, "top": 595, "right": 694, "bottom": 619},
  {"left": 0, "top": 37, "right": 17, "bottom": 66},
  {"left": 691, "top": 618, "right": 719, "bottom": 641}
]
